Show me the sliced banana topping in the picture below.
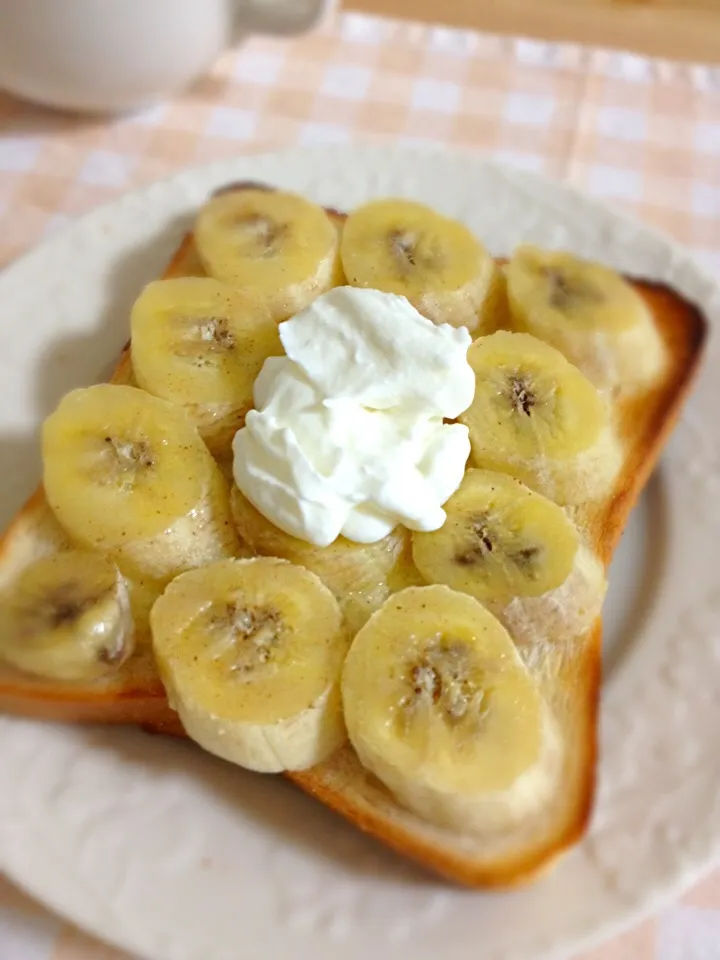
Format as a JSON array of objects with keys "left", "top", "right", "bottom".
[
  {"left": 342, "top": 585, "right": 562, "bottom": 833},
  {"left": 412, "top": 469, "right": 579, "bottom": 603},
  {"left": 506, "top": 245, "right": 666, "bottom": 392},
  {"left": 42, "top": 384, "right": 240, "bottom": 582},
  {"left": 0, "top": 550, "right": 134, "bottom": 681},
  {"left": 340, "top": 198, "right": 499, "bottom": 333},
  {"left": 460, "top": 331, "right": 622, "bottom": 504},
  {"left": 151, "top": 557, "right": 349, "bottom": 773},
  {"left": 412, "top": 470, "right": 606, "bottom": 645},
  {"left": 230, "top": 486, "right": 406, "bottom": 634},
  {"left": 130, "top": 277, "right": 282, "bottom": 458},
  {"left": 194, "top": 188, "right": 341, "bottom": 321}
]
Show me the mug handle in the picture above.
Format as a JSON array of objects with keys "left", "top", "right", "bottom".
[{"left": 234, "top": 0, "right": 329, "bottom": 37}]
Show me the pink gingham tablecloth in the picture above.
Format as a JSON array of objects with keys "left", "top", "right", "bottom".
[{"left": 0, "top": 11, "right": 719, "bottom": 960}]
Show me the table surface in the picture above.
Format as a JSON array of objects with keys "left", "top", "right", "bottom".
[
  {"left": 1, "top": 9, "right": 719, "bottom": 960},
  {"left": 349, "top": 0, "right": 720, "bottom": 62}
]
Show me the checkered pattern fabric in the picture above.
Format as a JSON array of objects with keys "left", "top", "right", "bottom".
[{"left": 0, "top": 11, "right": 719, "bottom": 960}]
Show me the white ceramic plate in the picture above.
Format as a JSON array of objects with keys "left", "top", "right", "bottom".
[{"left": 0, "top": 146, "right": 719, "bottom": 960}]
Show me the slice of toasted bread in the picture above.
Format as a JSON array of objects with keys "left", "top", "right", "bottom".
[{"left": 0, "top": 186, "right": 707, "bottom": 888}]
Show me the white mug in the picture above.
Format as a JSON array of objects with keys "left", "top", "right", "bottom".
[{"left": 0, "top": 0, "right": 333, "bottom": 114}]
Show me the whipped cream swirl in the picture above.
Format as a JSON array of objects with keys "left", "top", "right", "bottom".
[{"left": 232, "top": 287, "right": 474, "bottom": 547}]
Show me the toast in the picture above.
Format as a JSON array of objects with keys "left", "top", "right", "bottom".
[{"left": 0, "top": 185, "right": 707, "bottom": 888}]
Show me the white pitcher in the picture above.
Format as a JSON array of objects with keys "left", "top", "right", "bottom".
[{"left": 0, "top": 0, "right": 333, "bottom": 113}]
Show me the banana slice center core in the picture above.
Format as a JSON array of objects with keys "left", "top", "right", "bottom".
[
  {"left": 174, "top": 316, "right": 236, "bottom": 362},
  {"left": 14, "top": 580, "right": 126, "bottom": 665},
  {"left": 400, "top": 636, "right": 489, "bottom": 730},
  {"left": 26, "top": 585, "right": 100, "bottom": 634},
  {"left": 208, "top": 601, "right": 283, "bottom": 680},
  {"left": 542, "top": 267, "right": 605, "bottom": 312},
  {"left": 232, "top": 214, "right": 287, "bottom": 259},
  {"left": 387, "top": 229, "right": 441, "bottom": 275},
  {"left": 455, "top": 514, "right": 495, "bottom": 565},
  {"left": 454, "top": 512, "right": 542, "bottom": 578},
  {"left": 95, "top": 435, "right": 155, "bottom": 488},
  {"left": 508, "top": 375, "right": 536, "bottom": 416}
]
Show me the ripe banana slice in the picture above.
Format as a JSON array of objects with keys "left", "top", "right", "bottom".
[
  {"left": 342, "top": 585, "right": 562, "bottom": 833},
  {"left": 130, "top": 277, "right": 282, "bottom": 458},
  {"left": 151, "top": 557, "right": 349, "bottom": 772},
  {"left": 0, "top": 550, "right": 134, "bottom": 681},
  {"left": 43, "top": 384, "right": 240, "bottom": 583},
  {"left": 459, "top": 331, "right": 622, "bottom": 504},
  {"left": 340, "top": 198, "right": 499, "bottom": 333},
  {"left": 194, "top": 188, "right": 340, "bottom": 321},
  {"left": 506, "top": 245, "right": 666, "bottom": 392},
  {"left": 230, "top": 486, "right": 406, "bottom": 634},
  {"left": 411, "top": 470, "right": 606, "bottom": 645}
]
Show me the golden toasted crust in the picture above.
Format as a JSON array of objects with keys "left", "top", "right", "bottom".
[
  {"left": 0, "top": 185, "right": 708, "bottom": 888},
  {"left": 594, "top": 278, "right": 707, "bottom": 559}
]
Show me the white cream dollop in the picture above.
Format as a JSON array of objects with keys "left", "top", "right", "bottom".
[{"left": 232, "top": 287, "right": 475, "bottom": 547}]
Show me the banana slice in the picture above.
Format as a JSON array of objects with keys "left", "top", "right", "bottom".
[
  {"left": 151, "top": 557, "right": 349, "bottom": 772},
  {"left": 340, "top": 198, "right": 499, "bottom": 333},
  {"left": 130, "top": 277, "right": 282, "bottom": 458},
  {"left": 506, "top": 245, "right": 666, "bottom": 392},
  {"left": 342, "top": 585, "right": 562, "bottom": 833},
  {"left": 0, "top": 550, "right": 134, "bottom": 681},
  {"left": 411, "top": 470, "right": 606, "bottom": 645},
  {"left": 459, "top": 331, "right": 622, "bottom": 504},
  {"left": 43, "top": 384, "right": 241, "bottom": 583},
  {"left": 230, "top": 486, "right": 406, "bottom": 634},
  {"left": 194, "top": 188, "right": 340, "bottom": 321}
]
